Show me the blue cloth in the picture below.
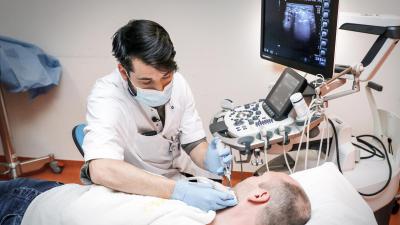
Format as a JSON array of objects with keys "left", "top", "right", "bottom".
[
  {"left": 0, "top": 178, "right": 62, "bottom": 225},
  {"left": 0, "top": 36, "right": 62, "bottom": 98}
]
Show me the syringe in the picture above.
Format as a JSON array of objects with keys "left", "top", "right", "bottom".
[{"left": 224, "top": 165, "right": 232, "bottom": 187}]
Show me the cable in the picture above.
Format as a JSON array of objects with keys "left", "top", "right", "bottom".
[
  {"left": 301, "top": 94, "right": 325, "bottom": 170},
  {"left": 328, "top": 118, "right": 342, "bottom": 173},
  {"left": 228, "top": 146, "right": 233, "bottom": 186},
  {"left": 317, "top": 115, "right": 327, "bottom": 166},
  {"left": 352, "top": 142, "right": 381, "bottom": 159},
  {"left": 293, "top": 110, "right": 317, "bottom": 172},
  {"left": 304, "top": 110, "right": 313, "bottom": 170},
  {"left": 282, "top": 132, "right": 293, "bottom": 174},
  {"left": 319, "top": 100, "right": 330, "bottom": 165},
  {"left": 239, "top": 154, "right": 244, "bottom": 181},
  {"left": 330, "top": 124, "right": 392, "bottom": 196},
  {"left": 303, "top": 97, "right": 323, "bottom": 169},
  {"left": 260, "top": 128, "right": 270, "bottom": 172},
  {"left": 325, "top": 116, "right": 331, "bottom": 162},
  {"left": 388, "top": 138, "right": 393, "bottom": 155},
  {"left": 263, "top": 136, "right": 270, "bottom": 172},
  {"left": 293, "top": 98, "right": 318, "bottom": 172},
  {"left": 313, "top": 74, "right": 326, "bottom": 89},
  {"left": 356, "top": 135, "right": 386, "bottom": 157},
  {"left": 356, "top": 134, "right": 392, "bottom": 197},
  {"left": 352, "top": 137, "right": 385, "bottom": 159}
]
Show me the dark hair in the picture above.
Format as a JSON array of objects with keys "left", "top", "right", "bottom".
[
  {"left": 256, "top": 181, "right": 311, "bottom": 225},
  {"left": 112, "top": 19, "right": 178, "bottom": 73}
]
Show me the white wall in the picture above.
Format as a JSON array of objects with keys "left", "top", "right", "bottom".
[{"left": 0, "top": 0, "right": 399, "bottom": 161}]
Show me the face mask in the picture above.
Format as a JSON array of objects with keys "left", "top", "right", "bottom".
[
  {"left": 135, "top": 81, "right": 173, "bottom": 107},
  {"left": 124, "top": 68, "right": 174, "bottom": 107}
]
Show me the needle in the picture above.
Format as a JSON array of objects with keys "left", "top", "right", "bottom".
[{"left": 226, "top": 173, "right": 232, "bottom": 187}]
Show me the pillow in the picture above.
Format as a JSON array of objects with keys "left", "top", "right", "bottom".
[{"left": 291, "top": 162, "right": 378, "bottom": 225}]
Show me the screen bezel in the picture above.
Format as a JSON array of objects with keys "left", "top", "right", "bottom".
[
  {"left": 263, "top": 67, "right": 308, "bottom": 121},
  {"left": 260, "top": 0, "right": 339, "bottom": 78}
]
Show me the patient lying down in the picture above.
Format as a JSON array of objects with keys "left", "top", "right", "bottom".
[
  {"left": 14, "top": 172, "right": 311, "bottom": 225},
  {"left": 216, "top": 172, "right": 311, "bottom": 225}
]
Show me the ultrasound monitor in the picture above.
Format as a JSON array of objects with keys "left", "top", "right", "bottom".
[{"left": 261, "top": 0, "right": 339, "bottom": 78}]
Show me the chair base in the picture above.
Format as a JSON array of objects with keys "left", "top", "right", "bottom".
[{"left": 0, "top": 154, "right": 63, "bottom": 179}]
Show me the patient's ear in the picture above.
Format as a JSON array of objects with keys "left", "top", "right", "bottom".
[{"left": 248, "top": 188, "right": 270, "bottom": 204}]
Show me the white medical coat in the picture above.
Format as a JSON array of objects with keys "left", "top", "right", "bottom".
[{"left": 82, "top": 69, "right": 212, "bottom": 179}]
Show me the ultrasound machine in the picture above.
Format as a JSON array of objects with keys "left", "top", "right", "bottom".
[
  {"left": 210, "top": 0, "right": 340, "bottom": 167},
  {"left": 209, "top": 1, "right": 400, "bottom": 223}
]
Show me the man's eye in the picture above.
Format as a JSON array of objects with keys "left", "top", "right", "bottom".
[{"left": 141, "top": 81, "right": 152, "bottom": 85}]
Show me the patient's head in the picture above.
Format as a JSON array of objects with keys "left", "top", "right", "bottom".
[{"left": 213, "top": 172, "right": 311, "bottom": 225}]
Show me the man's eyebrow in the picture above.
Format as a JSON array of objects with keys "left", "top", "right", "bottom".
[{"left": 136, "top": 72, "right": 170, "bottom": 80}]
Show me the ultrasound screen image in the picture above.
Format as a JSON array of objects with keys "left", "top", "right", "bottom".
[
  {"left": 262, "top": 0, "right": 337, "bottom": 77},
  {"left": 283, "top": 3, "right": 317, "bottom": 44}
]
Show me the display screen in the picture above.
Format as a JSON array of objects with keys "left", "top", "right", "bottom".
[
  {"left": 261, "top": 0, "right": 338, "bottom": 78},
  {"left": 268, "top": 72, "right": 300, "bottom": 112}
]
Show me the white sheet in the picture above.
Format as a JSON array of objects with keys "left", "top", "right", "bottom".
[
  {"left": 291, "top": 162, "right": 378, "bottom": 225},
  {"left": 21, "top": 184, "right": 215, "bottom": 225},
  {"left": 22, "top": 162, "right": 377, "bottom": 225}
]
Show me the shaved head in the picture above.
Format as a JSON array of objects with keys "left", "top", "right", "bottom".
[{"left": 233, "top": 172, "right": 311, "bottom": 225}]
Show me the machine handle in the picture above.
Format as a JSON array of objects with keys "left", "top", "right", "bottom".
[{"left": 367, "top": 81, "right": 383, "bottom": 92}]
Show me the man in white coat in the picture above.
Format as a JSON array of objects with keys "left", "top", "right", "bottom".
[{"left": 80, "top": 19, "right": 236, "bottom": 212}]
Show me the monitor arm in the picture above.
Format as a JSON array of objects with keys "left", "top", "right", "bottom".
[
  {"left": 317, "top": 63, "right": 363, "bottom": 102},
  {"left": 315, "top": 14, "right": 399, "bottom": 102}
]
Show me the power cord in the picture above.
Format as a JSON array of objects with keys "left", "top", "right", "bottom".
[
  {"left": 388, "top": 138, "right": 393, "bottom": 155},
  {"left": 356, "top": 135, "right": 392, "bottom": 196},
  {"left": 332, "top": 124, "right": 393, "bottom": 196},
  {"left": 352, "top": 135, "right": 385, "bottom": 159},
  {"left": 327, "top": 118, "right": 342, "bottom": 173}
]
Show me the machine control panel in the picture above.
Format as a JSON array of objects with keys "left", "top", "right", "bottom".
[
  {"left": 224, "top": 101, "right": 294, "bottom": 138},
  {"left": 209, "top": 67, "right": 321, "bottom": 152}
]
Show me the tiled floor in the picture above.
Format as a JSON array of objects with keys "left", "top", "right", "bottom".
[{"left": 1, "top": 159, "right": 399, "bottom": 225}]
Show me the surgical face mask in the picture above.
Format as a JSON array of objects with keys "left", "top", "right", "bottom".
[
  {"left": 125, "top": 70, "right": 173, "bottom": 107},
  {"left": 134, "top": 81, "right": 173, "bottom": 107}
]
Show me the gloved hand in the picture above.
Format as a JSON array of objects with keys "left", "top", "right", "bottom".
[
  {"left": 171, "top": 180, "right": 237, "bottom": 212},
  {"left": 204, "top": 137, "right": 232, "bottom": 176}
]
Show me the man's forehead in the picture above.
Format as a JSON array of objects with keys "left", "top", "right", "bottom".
[{"left": 131, "top": 59, "right": 156, "bottom": 75}]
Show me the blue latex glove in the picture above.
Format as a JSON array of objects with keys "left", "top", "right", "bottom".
[
  {"left": 171, "top": 180, "right": 237, "bottom": 211},
  {"left": 204, "top": 137, "right": 232, "bottom": 176}
]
